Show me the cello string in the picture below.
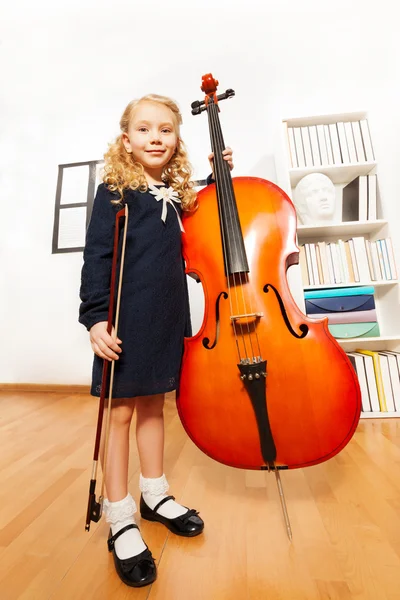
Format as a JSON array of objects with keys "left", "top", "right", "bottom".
[
  {"left": 209, "top": 100, "right": 249, "bottom": 362},
  {"left": 212, "top": 98, "right": 261, "bottom": 363},
  {"left": 211, "top": 101, "right": 262, "bottom": 362},
  {"left": 245, "top": 272, "right": 262, "bottom": 358},
  {"left": 208, "top": 100, "right": 242, "bottom": 357},
  {"left": 210, "top": 101, "right": 251, "bottom": 361},
  {"left": 207, "top": 99, "right": 241, "bottom": 363},
  {"left": 210, "top": 100, "right": 255, "bottom": 362}
]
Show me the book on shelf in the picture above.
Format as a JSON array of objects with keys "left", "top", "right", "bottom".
[
  {"left": 293, "top": 127, "right": 305, "bottom": 167},
  {"left": 342, "top": 176, "right": 368, "bottom": 221},
  {"left": 355, "top": 349, "right": 387, "bottom": 411},
  {"left": 377, "top": 240, "right": 389, "bottom": 279},
  {"left": 347, "top": 352, "right": 381, "bottom": 412},
  {"left": 344, "top": 241, "right": 356, "bottom": 282},
  {"left": 367, "top": 174, "right": 377, "bottom": 220},
  {"left": 347, "top": 352, "right": 372, "bottom": 412},
  {"left": 287, "top": 125, "right": 297, "bottom": 168},
  {"left": 299, "top": 237, "right": 398, "bottom": 287},
  {"left": 364, "top": 240, "right": 376, "bottom": 280},
  {"left": 377, "top": 353, "right": 396, "bottom": 412},
  {"left": 342, "top": 174, "right": 377, "bottom": 222},
  {"left": 359, "top": 119, "right": 375, "bottom": 161},
  {"left": 351, "top": 121, "right": 366, "bottom": 162},
  {"left": 315, "top": 244, "right": 324, "bottom": 283},
  {"left": 350, "top": 237, "right": 370, "bottom": 282},
  {"left": 348, "top": 239, "right": 360, "bottom": 281},
  {"left": 324, "top": 125, "right": 334, "bottom": 164},
  {"left": 337, "top": 122, "right": 350, "bottom": 163},
  {"left": 309, "top": 243, "right": 320, "bottom": 285},
  {"left": 316, "top": 124, "right": 329, "bottom": 165},
  {"left": 299, "top": 245, "right": 309, "bottom": 285},
  {"left": 308, "top": 125, "right": 321, "bottom": 166},
  {"left": 385, "top": 238, "right": 398, "bottom": 279},
  {"left": 329, "top": 123, "right": 342, "bottom": 164},
  {"left": 301, "top": 126, "right": 313, "bottom": 167},
  {"left": 329, "top": 242, "right": 341, "bottom": 284},
  {"left": 319, "top": 241, "right": 331, "bottom": 283},
  {"left": 304, "top": 244, "right": 314, "bottom": 285},
  {"left": 286, "top": 118, "right": 375, "bottom": 169},
  {"left": 337, "top": 239, "right": 350, "bottom": 282},
  {"left": 344, "top": 121, "right": 358, "bottom": 162},
  {"left": 369, "top": 239, "right": 382, "bottom": 280},
  {"left": 381, "top": 352, "right": 400, "bottom": 411}
]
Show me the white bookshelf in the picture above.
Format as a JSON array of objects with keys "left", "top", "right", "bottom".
[
  {"left": 338, "top": 335, "right": 400, "bottom": 350},
  {"left": 279, "top": 110, "right": 400, "bottom": 419},
  {"left": 290, "top": 161, "right": 376, "bottom": 187},
  {"left": 304, "top": 280, "right": 398, "bottom": 290},
  {"left": 361, "top": 412, "right": 398, "bottom": 419},
  {"left": 297, "top": 219, "right": 387, "bottom": 238}
]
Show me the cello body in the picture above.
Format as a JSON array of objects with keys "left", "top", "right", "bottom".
[{"left": 177, "top": 176, "right": 361, "bottom": 470}]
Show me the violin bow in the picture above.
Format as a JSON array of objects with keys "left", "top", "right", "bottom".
[{"left": 85, "top": 203, "right": 129, "bottom": 531}]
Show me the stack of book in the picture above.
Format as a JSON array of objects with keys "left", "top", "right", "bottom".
[
  {"left": 347, "top": 350, "right": 400, "bottom": 413},
  {"left": 305, "top": 286, "right": 379, "bottom": 339},
  {"left": 299, "top": 237, "right": 397, "bottom": 286},
  {"left": 286, "top": 119, "right": 374, "bottom": 168}
]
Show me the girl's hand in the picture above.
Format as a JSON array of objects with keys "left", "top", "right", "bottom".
[
  {"left": 89, "top": 321, "right": 122, "bottom": 361},
  {"left": 208, "top": 147, "right": 234, "bottom": 178}
]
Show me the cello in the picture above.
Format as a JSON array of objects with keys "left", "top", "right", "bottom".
[{"left": 177, "top": 74, "right": 361, "bottom": 536}]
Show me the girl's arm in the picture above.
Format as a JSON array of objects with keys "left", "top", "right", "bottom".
[{"left": 78, "top": 184, "right": 119, "bottom": 331}]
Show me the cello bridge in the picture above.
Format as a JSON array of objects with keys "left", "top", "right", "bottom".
[{"left": 230, "top": 312, "right": 263, "bottom": 321}]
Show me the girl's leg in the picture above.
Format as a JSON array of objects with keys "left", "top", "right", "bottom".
[
  {"left": 100, "top": 397, "right": 135, "bottom": 500},
  {"left": 100, "top": 397, "right": 147, "bottom": 559},
  {"left": 135, "top": 394, "right": 188, "bottom": 518},
  {"left": 135, "top": 394, "right": 165, "bottom": 478}
]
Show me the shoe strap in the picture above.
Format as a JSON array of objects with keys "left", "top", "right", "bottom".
[
  {"left": 108, "top": 523, "right": 139, "bottom": 551},
  {"left": 153, "top": 495, "right": 176, "bottom": 514}
]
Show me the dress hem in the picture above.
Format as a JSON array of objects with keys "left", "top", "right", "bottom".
[{"left": 90, "top": 386, "right": 177, "bottom": 399}]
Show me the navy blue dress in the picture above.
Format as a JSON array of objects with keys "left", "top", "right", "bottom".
[{"left": 79, "top": 182, "right": 198, "bottom": 398}]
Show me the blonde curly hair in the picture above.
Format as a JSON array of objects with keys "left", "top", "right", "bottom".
[{"left": 102, "top": 94, "right": 197, "bottom": 211}]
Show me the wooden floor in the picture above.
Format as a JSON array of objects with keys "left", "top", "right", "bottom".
[{"left": 0, "top": 391, "right": 399, "bottom": 600}]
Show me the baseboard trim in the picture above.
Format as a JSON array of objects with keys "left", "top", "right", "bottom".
[
  {"left": 0, "top": 384, "right": 91, "bottom": 393},
  {"left": 0, "top": 385, "right": 176, "bottom": 399}
]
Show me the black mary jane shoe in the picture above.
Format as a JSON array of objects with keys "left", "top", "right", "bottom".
[
  {"left": 107, "top": 524, "right": 157, "bottom": 587},
  {"left": 140, "top": 494, "right": 204, "bottom": 537}
]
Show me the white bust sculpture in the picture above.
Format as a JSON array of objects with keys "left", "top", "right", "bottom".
[{"left": 294, "top": 173, "right": 336, "bottom": 225}]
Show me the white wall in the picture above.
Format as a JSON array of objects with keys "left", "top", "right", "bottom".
[{"left": 2, "top": 0, "right": 399, "bottom": 384}]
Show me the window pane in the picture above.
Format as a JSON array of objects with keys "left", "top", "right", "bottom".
[
  {"left": 58, "top": 206, "right": 87, "bottom": 249},
  {"left": 60, "top": 165, "right": 89, "bottom": 205}
]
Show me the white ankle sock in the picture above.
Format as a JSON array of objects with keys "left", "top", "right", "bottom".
[
  {"left": 103, "top": 493, "right": 147, "bottom": 560},
  {"left": 139, "top": 474, "right": 187, "bottom": 519}
]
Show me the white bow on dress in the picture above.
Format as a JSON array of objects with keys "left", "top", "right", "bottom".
[{"left": 148, "top": 185, "right": 185, "bottom": 232}]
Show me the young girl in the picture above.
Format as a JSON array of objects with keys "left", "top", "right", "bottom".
[{"left": 79, "top": 94, "right": 233, "bottom": 588}]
